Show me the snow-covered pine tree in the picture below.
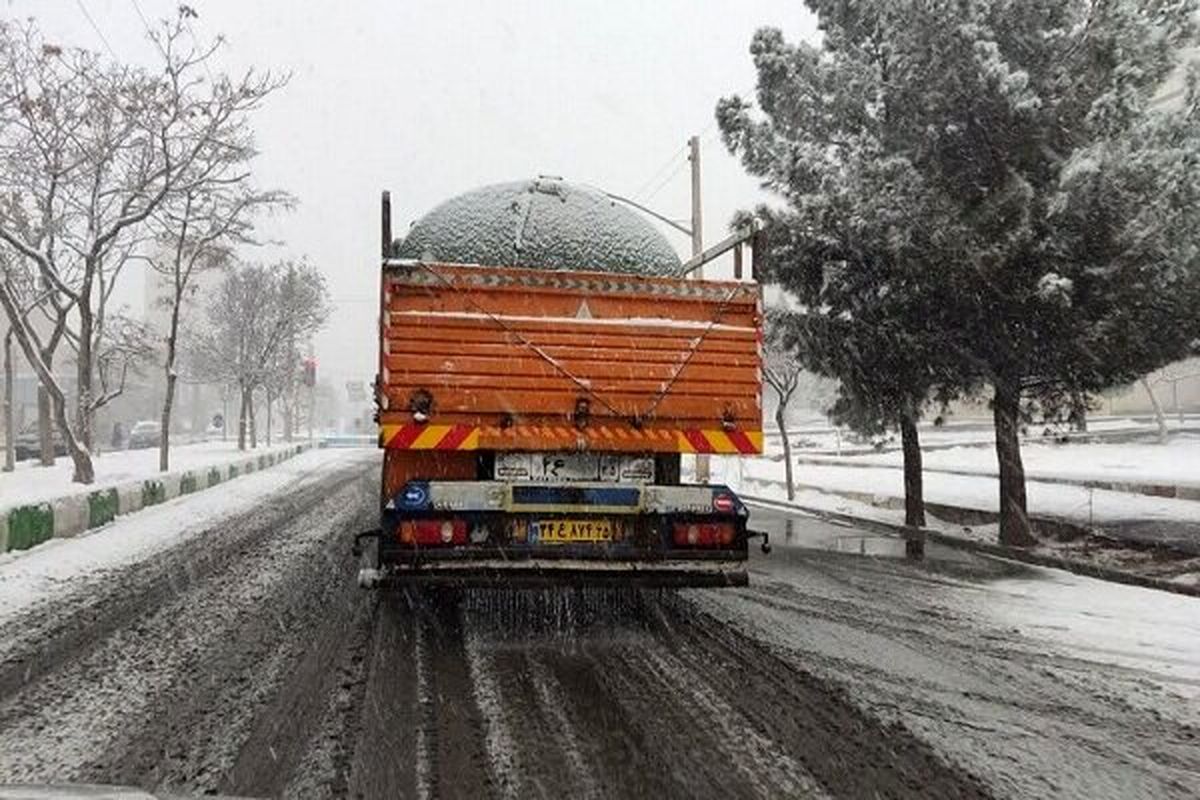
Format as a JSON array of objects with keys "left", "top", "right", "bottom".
[
  {"left": 719, "top": 1, "right": 1200, "bottom": 545},
  {"left": 718, "top": 31, "right": 973, "bottom": 531}
]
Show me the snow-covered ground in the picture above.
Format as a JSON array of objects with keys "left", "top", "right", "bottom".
[
  {"left": 706, "top": 445, "right": 1200, "bottom": 584},
  {"left": 802, "top": 435, "right": 1200, "bottom": 488},
  {"left": 0, "top": 439, "right": 309, "bottom": 512},
  {"left": 977, "top": 566, "right": 1200, "bottom": 701},
  {"left": 772, "top": 414, "right": 1199, "bottom": 455},
  {"left": 707, "top": 452, "right": 1200, "bottom": 525},
  {"left": 0, "top": 448, "right": 376, "bottom": 626}
]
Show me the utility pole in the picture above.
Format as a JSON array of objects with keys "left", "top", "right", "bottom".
[
  {"left": 689, "top": 135, "right": 704, "bottom": 276},
  {"left": 689, "top": 135, "right": 711, "bottom": 485}
]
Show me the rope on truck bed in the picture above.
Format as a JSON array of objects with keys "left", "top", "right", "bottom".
[{"left": 412, "top": 262, "right": 629, "bottom": 421}]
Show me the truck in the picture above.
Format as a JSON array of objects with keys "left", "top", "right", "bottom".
[{"left": 355, "top": 187, "right": 768, "bottom": 588}]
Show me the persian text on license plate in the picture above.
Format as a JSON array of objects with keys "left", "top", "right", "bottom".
[{"left": 535, "top": 519, "right": 613, "bottom": 543}]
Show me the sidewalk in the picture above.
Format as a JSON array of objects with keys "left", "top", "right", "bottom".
[
  {"left": 774, "top": 416, "right": 1200, "bottom": 457},
  {"left": 1, "top": 440, "right": 313, "bottom": 554},
  {"left": 1, "top": 439, "right": 306, "bottom": 510},
  {"left": 700, "top": 446, "right": 1200, "bottom": 589},
  {"left": 786, "top": 435, "right": 1200, "bottom": 499}
]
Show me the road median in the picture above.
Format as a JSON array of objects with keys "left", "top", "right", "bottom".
[{"left": 1, "top": 443, "right": 311, "bottom": 554}]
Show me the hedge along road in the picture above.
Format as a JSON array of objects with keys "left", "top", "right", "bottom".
[{"left": 0, "top": 454, "right": 1195, "bottom": 799}]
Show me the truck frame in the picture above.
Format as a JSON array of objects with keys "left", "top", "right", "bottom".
[{"left": 355, "top": 191, "right": 768, "bottom": 588}]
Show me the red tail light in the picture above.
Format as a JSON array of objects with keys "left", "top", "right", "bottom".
[
  {"left": 672, "top": 522, "right": 735, "bottom": 547},
  {"left": 399, "top": 519, "right": 468, "bottom": 545}
]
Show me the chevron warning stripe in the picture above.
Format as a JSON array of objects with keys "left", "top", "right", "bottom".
[
  {"left": 380, "top": 423, "right": 763, "bottom": 454},
  {"left": 381, "top": 423, "right": 480, "bottom": 450},
  {"left": 676, "top": 429, "right": 763, "bottom": 455}
]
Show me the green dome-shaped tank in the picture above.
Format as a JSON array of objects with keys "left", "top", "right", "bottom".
[{"left": 394, "top": 178, "right": 681, "bottom": 275}]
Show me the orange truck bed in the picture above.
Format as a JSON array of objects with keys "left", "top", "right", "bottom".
[{"left": 378, "top": 260, "right": 763, "bottom": 455}]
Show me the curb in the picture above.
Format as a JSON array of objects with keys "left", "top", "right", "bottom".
[
  {"left": 1, "top": 443, "right": 311, "bottom": 555},
  {"left": 740, "top": 492, "right": 1200, "bottom": 600}
]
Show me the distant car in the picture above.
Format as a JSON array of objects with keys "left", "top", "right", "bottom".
[
  {"left": 127, "top": 420, "right": 162, "bottom": 450},
  {"left": 13, "top": 420, "right": 66, "bottom": 461}
]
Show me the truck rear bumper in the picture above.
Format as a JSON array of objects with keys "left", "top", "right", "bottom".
[{"left": 359, "top": 557, "right": 748, "bottom": 589}]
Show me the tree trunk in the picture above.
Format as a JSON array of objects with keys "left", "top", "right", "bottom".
[
  {"left": 3, "top": 331, "right": 14, "bottom": 472},
  {"left": 775, "top": 404, "right": 794, "bottom": 501},
  {"left": 283, "top": 397, "right": 293, "bottom": 443},
  {"left": 0, "top": 289, "right": 92, "bottom": 482},
  {"left": 1070, "top": 395, "right": 1088, "bottom": 433},
  {"left": 37, "top": 385, "right": 54, "bottom": 466},
  {"left": 265, "top": 388, "right": 273, "bottom": 448},
  {"left": 249, "top": 391, "right": 258, "bottom": 449},
  {"left": 160, "top": 369, "right": 176, "bottom": 472},
  {"left": 993, "top": 380, "right": 1036, "bottom": 547},
  {"left": 159, "top": 292, "right": 183, "bottom": 472},
  {"left": 238, "top": 385, "right": 249, "bottom": 451},
  {"left": 1140, "top": 377, "right": 1168, "bottom": 444},
  {"left": 899, "top": 411, "right": 925, "bottom": 528},
  {"left": 75, "top": 302, "right": 94, "bottom": 458}
]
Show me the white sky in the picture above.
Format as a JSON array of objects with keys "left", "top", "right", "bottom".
[{"left": 10, "top": 0, "right": 818, "bottom": 388}]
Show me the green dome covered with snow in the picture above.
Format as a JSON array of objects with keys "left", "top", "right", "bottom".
[{"left": 394, "top": 178, "right": 681, "bottom": 275}]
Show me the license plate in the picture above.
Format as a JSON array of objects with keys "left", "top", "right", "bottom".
[
  {"left": 534, "top": 519, "right": 613, "bottom": 543},
  {"left": 496, "top": 452, "right": 655, "bottom": 483}
]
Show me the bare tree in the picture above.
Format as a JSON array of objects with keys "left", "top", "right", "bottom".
[
  {"left": 191, "top": 260, "right": 329, "bottom": 451},
  {"left": 1141, "top": 358, "right": 1200, "bottom": 438},
  {"left": 0, "top": 13, "right": 286, "bottom": 482},
  {"left": 1, "top": 247, "right": 28, "bottom": 472},
  {"left": 763, "top": 311, "right": 803, "bottom": 501},
  {"left": 148, "top": 182, "right": 291, "bottom": 471}
]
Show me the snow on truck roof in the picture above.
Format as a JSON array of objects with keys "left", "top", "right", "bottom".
[{"left": 393, "top": 178, "right": 682, "bottom": 275}]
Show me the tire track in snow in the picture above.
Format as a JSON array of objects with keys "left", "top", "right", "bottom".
[
  {"left": 0, "top": 476, "right": 365, "bottom": 783},
  {"left": 461, "top": 613, "right": 522, "bottom": 800},
  {"left": 525, "top": 652, "right": 601, "bottom": 799},
  {"left": 635, "top": 645, "right": 830, "bottom": 798},
  {"left": 413, "top": 614, "right": 435, "bottom": 800}
]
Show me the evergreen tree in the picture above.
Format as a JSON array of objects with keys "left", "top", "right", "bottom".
[{"left": 720, "top": 1, "right": 1200, "bottom": 545}]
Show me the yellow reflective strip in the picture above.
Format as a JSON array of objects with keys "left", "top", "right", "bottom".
[
  {"left": 379, "top": 424, "right": 402, "bottom": 445},
  {"left": 677, "top": 431, "right": 695, "bottom": 452},
  {"left": 459, "top": 428, "right": 481, "bottom": 450},
  {"left": 744, "top": 430, "right": 764, "bottom": 452},
  {"left": 411, "top": 425, "right": 449, "bottom": 449},
  {"left": 704, "top": 430, "right": 740, "bottom": 454}
]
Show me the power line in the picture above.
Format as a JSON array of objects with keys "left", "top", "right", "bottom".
[
  {"left": 129, "top": 0, "right": 171, "bottom": 61},
  {"left": 75, "top": 0, "right": 119, "bottom": 60},
  {"left": 641, "top": 157, "right": 689, "bottom": 204},
  {"left": 128, "top": 0, "right": 153, "bottom": 32},
  {"left": 632, "top": 142, "right": 688, "bottom": 201}
]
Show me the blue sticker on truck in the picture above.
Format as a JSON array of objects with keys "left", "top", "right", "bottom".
[{"left": 398, "top": 481, "right": 430, "bottom": 510}]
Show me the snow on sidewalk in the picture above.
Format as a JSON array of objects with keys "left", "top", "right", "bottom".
[
  {"left": 0, "top": 439, "right": 308, "bottom": 512},
  {"left": 0, "top": 447, "right": 376, "bottom": 626},
  {"left": 799, "top": 435, "right": 1200, "bottom": 490},
  {"left": 776, "top": 415, "right": 1195, "bottom": 455},
  {"left": 718, "top": 451, "right": 1200, "bottom": 527}
]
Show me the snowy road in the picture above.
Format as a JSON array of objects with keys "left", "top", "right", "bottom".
[{"left": 0, "top": 455, "right": 1197, "bottom": 799}]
